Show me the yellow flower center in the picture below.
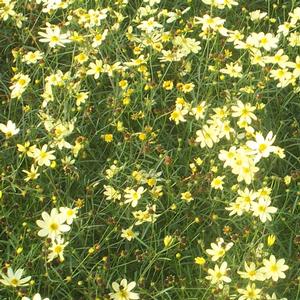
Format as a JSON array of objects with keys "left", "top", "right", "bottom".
[
  {"left": 67, "top": 209, "right": 74, "bottom": 217},
  {"left": 247, "top": 290, "right": 256, "bottom": 298},
  {"left": 242, "top": 108, "right": 250, "bottom": 116},
  {"left": 242, "top": 167, "right": 250, "bottom": 174},
  {"left": 171, "top": 111, "right": 180, "bottom": 120},
  {"left": 118, "top": 290, "right": 129, "bottom": 298},
  {"left": 51, "top": 35, "right": 59, "bottom": 43},
  {"left": 50, "top": 222, "right": 59, "bottom": 231},
  {"left": 260, "top": 37, "right": 267, "bottom": 44},
  {"left": 277, "top": 70, "right": 285, "bottom": 78},
  {"left": 227, "top": 152, "right": 235, "bottom": 159},
  {"left": 258, "top": 205, "right": 266, "bottom": 213},
  {"left": 54, "top": 245, "right": 63, "bottom": 254},
  {"left": 244, "top": 196, "right": 251, "bottom": 203},
  {"left": 10, "top": 278, "right": 20, "bottom": 286},
  {"left": 18, "top": 78, "right": 26, "bottom": 86},
  {"left": 40, "top": 151, "right": 48, "bottom": 159},
  {"left": 258, "top": 143, "right": 267, "bottom": 153},
  {"left": 6, "top": 131, "right": 13, "bottom": 138},
  {"left": 132, "top": 192, "right": 139, "bottom": 201},
  {"left": 95, "top": 66, "right": 102, "bottom": 73},
  {"left": 270, "top": 264, "right": 278, "bottom": 272},
  {"left": 214, "top": 179, "right": 222, "bottom": 185},
  {"left": 274, "top": 55, "right": 281, "bottom": 61}
]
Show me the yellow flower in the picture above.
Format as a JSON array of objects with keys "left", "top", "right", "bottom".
[
  {"left": 74, "top": 52, "right": 88, "bottom": 64},
  {"left": 103, "top": 134, "right": 113, "bottom": 143},
  {"left": 206, "top": 237, "right": 233, "bottom": 261},
  {"left": 17, "top": 142, "right": 36, "bottom": 157},
  {"left": 0, "top": 120, "right": 19, "bottom": 138},
  {"left": 195, "top": 125, "right": 220, "bottom": 148},
  {"left": 138, "top": 132, "right": 147, "bottom": 141},
  {"left": 191, "top": 101, "right": 207, "bottom": 120},
  {"left": 181, "top": 83, "right": 195, "bottom": 93},
  {"left": 195, "top": 157, "right": 203, "bottom": 165},
  {"left": 260, "top": 255, "right": 289, "bottom": 281},
  {"left": 181, "top": 191, "right": 194, "bottom": 203},
  {"left": 211, "top": 176, "right": 225, "bottom": 190},
  {"left": 38, "top": 25, "right": 70, "bottom": 48},
  {"left": 59, "top": 207, "right": 78, "bottom": 225},
  {"left": 48, "top": 237, "right": 69, "bottom": 262},
  {"left": 195, "top": 257, "right": 206, "bottom": 265},
  {"left": 33, "top": 144, "right": 56, "bottom": 167},
  {"left": 147, "top": 178, "right": 156, "bottom": 187},
  {"left": 22, "top": 50, "right": 43, "bottom": 65},
  {"left": 110, "top": 279, "right": 139, "bottom": 300},
  {"left": 22, "top": 165, "right": 40, "bottom": 182},
  {"left": 206, "top": 261, "right": 231, "bottom": 288},
  {"left": 86, "top": 59, "right": 103, "bottom": 79},
  {"left": 0, "top": 267, "right": 31, "bottom": 287},
  {"left": 36, "top": 208, "right": 70, "bottom": 241},
  {"left": 75, "top": 92, "right": 89, "bottom": 106},
  {"left": 237, "top": 283, "right": 262, "bottom": 300},
  {"left": 119, "top": 80, "right": 128, "bottom": 90},
  {"left": 124, "top": 186, "right": 146, "bottom": 207},
  {"left": 121, "top": 226, "right": 138, "bottom": 241},
  {"left": 220, "top": 62, "right": 243, "bottom": 78},
  {"left": 162, "top": 80, "right": 173, "bottom": 90},
  {"left": 238, "top": 262, "right": 265, "bottom": 281}
]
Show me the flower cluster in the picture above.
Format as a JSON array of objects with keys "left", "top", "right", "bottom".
[{"left": 36, "top": 207, "right": 78, "bottom": 262}]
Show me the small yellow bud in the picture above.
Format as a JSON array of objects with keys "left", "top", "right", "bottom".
[
  {"left": 181, "top": 191, "right": 194, "bottom": 203},
  {"left": 284, "top": 175, "right": 291, "bottom": 186},
  {"left": 194, "top": 256, "right": 206, "bottom": 265},
  {"left": 164, "top": 235, "right": 174, "bottom": 248},
  {"left": 123, "top": 97, "right": 130, "bottom": 105},
  {"left": 211, "top": 166, "right": 218, "bottom": 173},
  {"left": 147, "top": 178, "right": 156, "bottom": 187},
  {"left": 170, "top": 203, "right": 177, "bottom": 210},
  {"left": 231, "top": 184, "right": 238, "bottom": 192},
  {"left": 16, "top": 247, "right": 23, "bottom": 255},
  {"left": 138, "top": 132, "right": 147, "bottom": 141},
  {"left": 195, "top": 157, "right": 203, "bottom": 166},
  {"left": 88, "top": 247, "right": 95, "bottom": 255},
  {"left": 194, "top": 217, "right": 200, "bottom": 223},
  {"left": 267, "top": 234, "right": 276, "bottom": 247},
  {"left": 212, "top": 214, "right": 218, "bottom": 221}
]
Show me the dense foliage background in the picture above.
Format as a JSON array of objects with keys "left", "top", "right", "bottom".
[{"left": 0, "top": 0, "right": 299, "bottom": 299}]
